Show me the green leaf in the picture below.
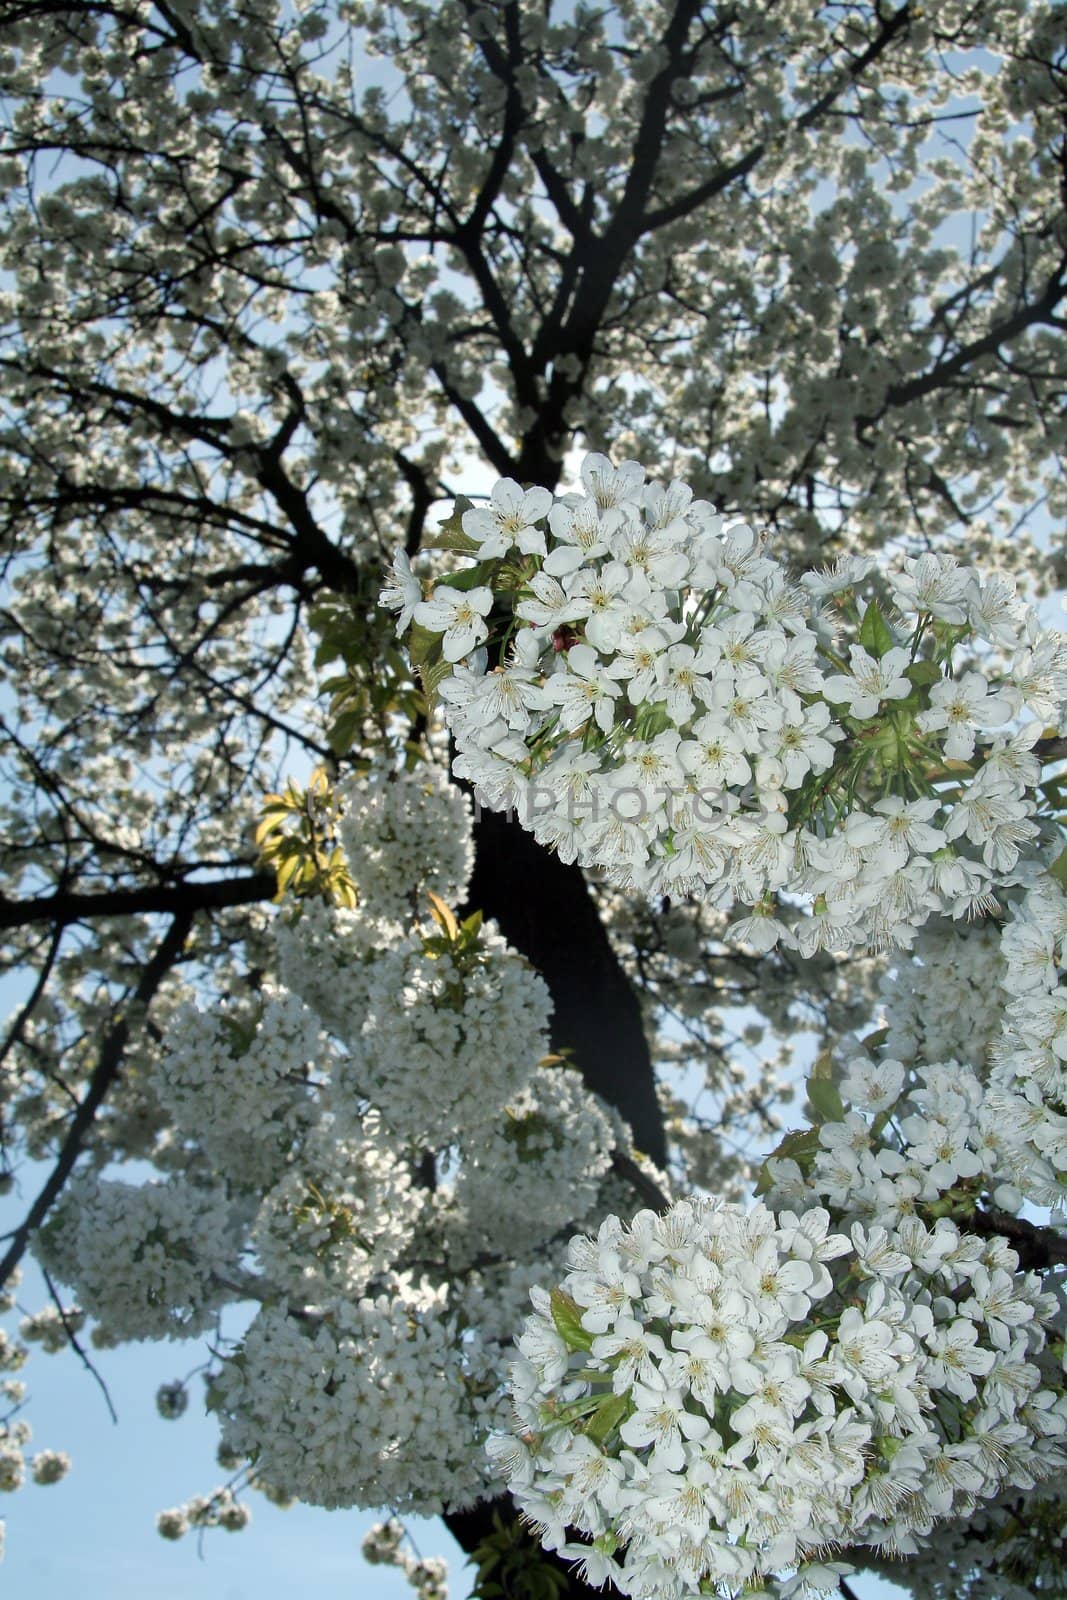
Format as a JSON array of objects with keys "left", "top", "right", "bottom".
[
  {"left": 432, "top": 495, "right": 481, "bottom": 553},
  {"left": 327, "top": 709, "right": 363, "bottom": 756},
  {"left": 754, "top": 1125, "right": 823, "bottom": 1194},
  {"left": 806, "top": 1052, "right": 845, "bottom": 1123},
  {"left": 549, "top": 1286, "right": 593, "bottom": 1352},
  {"left": 319, "top": 671, "right": 358, "bottom": 697},
  {"left": 858, "top": 599, "right": 896, "bottom": 659},
  {"left": 406, "top": 621, "right": 443, "bottom": 669},
  {"left": 437, "top": 560, "right": 496, "bottom": 593},
  {"left": 905, "top": 659, "right": 940, "bottom": 687},
  {"left": 584, "top": 1390, "right": 632, "bottom": 1445},
  {"left": 807, "top": 1076, "right": 845, "bottom": 1125}
]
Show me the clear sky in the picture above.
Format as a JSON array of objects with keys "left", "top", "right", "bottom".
[{"left": 2, "top": 1256, "right": 466, "bottom": 1600}]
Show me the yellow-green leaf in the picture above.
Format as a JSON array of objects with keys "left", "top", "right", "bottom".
[
  {"left": 427, "top": 891, "right": 459, "bottom": 942},
  {"left": 274, "top": 853, "right": 303, "bottom": 895},
  {"left": 417, "top": 656, "right": 454, "bottom": 715},
  {"left": 549, "top": 1287, "right": 593, "bottom": 1352}
]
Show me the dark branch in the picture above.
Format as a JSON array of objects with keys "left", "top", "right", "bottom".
[
  {"left": 0, "top": 912, "right": 193, "bottom": 1288},
  {"left": 39, "top": 1264, "right": 118, "bottom": 1424},
  {"left": 639, "top": 5, "right": 913, "bottom": 233},
  {"left": 0, "top": 872, "right": 275, "bottom": 933},
  {"left": 969, "top": 1207, "right": 1067, "bottom": 1273}
]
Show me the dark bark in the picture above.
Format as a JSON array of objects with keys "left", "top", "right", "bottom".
[
  {"left": 0, "top": 871, "right": 276, "bottom": 932},
  {"left": 464, "top": 804, "right": 666, "bottom": 1168},
  {"left": 969, "top": 1207, "right": 1067, "bottom": 1272},
  {"left": 450, "top": 813, "right": 668, "bottom": 1598}
]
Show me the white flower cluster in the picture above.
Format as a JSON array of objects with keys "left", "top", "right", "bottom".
[
  {"left": 385, "top": 454, "right": 1067, "bottom": 953},
  {"left": 336, "top": 927, "right": 552, "bottom": 1141},
  {"left": 274, "top": 897, "right": 385, "bottom": 1044},
  {"left": 765, "top": 1056, "right": 1020, "bottom": 1224},
  {"left": 156, "top": 1486, "right": 250, "bottom": 1540},
  {"left": 156, "top": 986, "right": 325, "bottom": 1188},
  {"left": 156, "top": 1380, "right": 189, "bottom": 1420},
  {"left": 213, "top": 1282, "right": 509, "bottom": 1514},
  {"left": 862, "top": 1479, "right": 1067, "bottom": 1600},
  {"left": 362, "top": 1518, "right": 449, "bottom": 1600},
  {"left": 337, "top": 763, "right": 473, "bottom": 926},
  {"left": 876, "top": 920, "right": 1006, "bottom": 1070},
  {"left": 755, "top": 862, "right": 1067, "bottom": 1216},
  {"left": 0, "top": 1440, "right": 25, "bottom": 1495},
  {"left": 272, "top": 761, "right": 475, "bottom": 1041},
  {"left": 29, "top": 1449, "right": 70, "bottom": 1486},
  {"left": 36, "top": 1176, "right": 241, "bottom": 1343},
  {"left": 494, "top": 1196, "right": 1067, "bottom": 1599},
  {"left": 0, "top": 1271, "right": 67, "bottom": 1561},
  {"left": 19, "top": 1302, "right": 85, "bottom": 1354},
  {"left": 403, "top": 1557, "right": 449, "bottom": 1600},
  {"left": 38, "top": 763, "right": 628, "bottom": 1530},
  {"left": 985, "top": 869, "right": 1067, "bottom": 1197},
  {"left": 449, "top": 1065, "right": 616, "bottom": 1261},
  {"left": 362, "top": 1516, "right": 407, "bottom": 1564},
  {"left": 252, "top": 1113, "right": 426, "bottom": 1301},
  {"left": 0, "top": 1278, "right": 28, "bottom": 1515}
]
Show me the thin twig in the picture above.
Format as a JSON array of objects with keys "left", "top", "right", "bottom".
[
  {"left": 0, "top": 912, "right": 193, "bottom": 1288},
  {"left": 0, "top": 922, "right": 63, "bottom": 1073},
  {"left": 39, "top": 1264, "right": 118, "bottom": 1424}
]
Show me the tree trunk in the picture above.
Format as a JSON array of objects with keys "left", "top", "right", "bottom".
[
  {"left": 448, "top": 809, "right": 666, "bottom": 1597},
  {"left": 465, "top": 804, "right": 666, "bottom": 1167}
]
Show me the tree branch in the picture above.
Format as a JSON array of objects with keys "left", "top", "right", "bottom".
[
  {"left": 39, "top": 1263, "right": 118, "bottom": 1424},
  {"left": 0, "top": 911, "right": 193, "bottom": 1288},
  {"left": 0, "top": 872, "right": 275, "bottom": 932},
  {"left": 639, "top": 5, "right": 913, "bottom": 234},
  {"left": 969, "top": 1207, "right": 1067, "bottom": 1272},
  {"left": 870, "top": 266, "right": 1066, "bottom": 421}
]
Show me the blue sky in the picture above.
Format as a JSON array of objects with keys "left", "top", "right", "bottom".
[{"left": 2, "top": 1257, "right": 465, "bottom": 1600}]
